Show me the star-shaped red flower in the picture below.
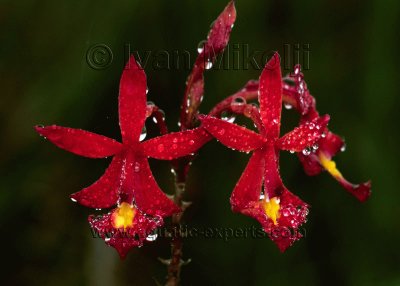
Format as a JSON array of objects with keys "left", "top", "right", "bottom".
[
  {"left": 200, "top": 53, "right": 330, "bottom": 251},
  {"left": 282, "top": 65, "right": 371, "bottom": 202},
  {"left": 35, "top": 56, "right": 210, "bottom": 258}
]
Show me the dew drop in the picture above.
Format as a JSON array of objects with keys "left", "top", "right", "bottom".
[
  {"left": 284, "top": 103, "right": 293, "bottom": 110},
  {"left": 221, "top": 111, "right": 236, "bottom": 123},
  {"left": 205, "top": 60, "right": 213, "bottom": 70},
  {"left": 340, "top": 143, "right": 346, "bottom": 152},
  {"left": 321, "top": 132, "right": 326, "bottom": 138},
  {"left": 281, "top": 208, "right": 290, "bottom": 217},
  {"left": 218, "top": 129, "right": 225, "bottom": 135},
  {"left": 152, "top": 117, "right": 158, "bottom": 124},
  {"left": 139, "top": 126, "right": 147, "bottom": 141},
  {"left": 146, "top": 232, "right": 158, "bottom": 242},
  {"left": 70, "top": 197, "right": 77, "bottom": 203},
  {"left": 134, "top": 162, "right": 140, "bottom": 172},
  {"left": 259, "top": 193, "right": 265, "bottom": 200},
  {"left": 231, "top": 96, "right": 246, "bottom": 107},
  {"left": 189, "top": 140, "right": 195, "bottom": 145},
  {"left": 105, "top": 237, "right": 111, "bottom": 242},
  {"left": 289, "top": 150, "right": 295, "bottom": 154},
  {"left": 197, "top": 40, "right": 206, "bottom": 54},
  {"left": 312, "top": 143, "right": 319, "bottom": 151},
  {"left": 302, "top": 147, "right": 312, "bottom": 156}
]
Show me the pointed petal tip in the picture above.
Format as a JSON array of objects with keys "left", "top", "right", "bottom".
[
  {"left": 265, "top": 52, "right": 281, "bottom": 70},
  {"left": 353, "top": 180, "right": 372, "bottom": 202}
]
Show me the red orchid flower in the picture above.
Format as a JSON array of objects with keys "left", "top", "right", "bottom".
[
  {"left": 282, "top": 65, "right": 371, "bottom": 202},
  {"left": 200, "top": 53, "right": 330, "bottom": 251},
  {"left": 35, "top": 56, "right": 210, "bottom": 258}
]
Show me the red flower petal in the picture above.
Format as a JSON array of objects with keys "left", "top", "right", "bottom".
[
  {"left": 297, "top": 153, "right": 323, "bottom": 176},
  {"left": 200, "top": 116, "right": 265, "bottom": 152},
  {"left": 88, "top": 209, "right": 159, "bottom": 259},
  {"left": 259, "top": 53, "right": 282, "bottom": 139},
  {"left": 119, "top": 56, "right": 147, "bottom": 143},
  {"left": 230, "top": 149, "right": 265, "bottom": 211},
  {"left": 132, "top": 156, "right": 180, "bottom": 217},
  {"left": 318, "top": 131, "right": 345, "bottom": 159},
  {"left": 270, "top": 189, "right": 309, "bottom": 252},
  {"left": 276, "top": 115, "right": 330, "bottom": 152},
  {"left": 337, "top": 179, "right": 371, "bottom": 202},
  {"left": 263, "top": 145, "right": 284, "bottom": 198},
  {"left": 70, "top": 155, "right": 123, "bottom": 208},
  {"left": 34, "top": 125, "right": 122, "bottom": 158},
  {"left": 205, "top": 1, "right": 236, "bottom": 54},
  {"left": 180, "top": 1, "right": 236, "bottom": 129},
  {"left": 142, "top": 128, "right": 212, "bottom": 160}
]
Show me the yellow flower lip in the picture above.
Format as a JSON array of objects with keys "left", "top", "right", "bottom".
[
  {"left": 318, "top": 152, "right": 343, "bottom": 179},
  {"left": 112, "top": 202, "right": 136, "bottom": 230},
  {"left": 262, "top": 196, "right": 280, "bottom": 225}
]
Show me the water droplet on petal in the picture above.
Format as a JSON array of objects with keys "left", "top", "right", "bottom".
[
  {"left": 218, "top": 129, "right": 225, "bottom": 135},
  {"left": 289, "top": 150, "right": 295, "bottom": 154},
  {"left": 312, "top": 144, "right": 319, "bottom": 151},
  {"left": 71, "top": 197, "right": 77, "bottom": 203},
  {"left": 205, "top": 60, "right": 213, "bottom": 70},
  {"left": 139, "top": 126, "right": 147, "bottom": 141},
  {"left": 231, "top": 96, "right": 246, "bottom": 107},
  {"left": 146, "top": 232, "right": 158, "bottom": 242},
  {"left": 134, "top": 162, "right": 140, "bottom": 172},
  {"left": 221, "top": 111, "right": 236, "bottom": 123},
  {"left": 284, "top": 103, "right": 293, "bottom": 110},
  {"left": 340, "top": 143, "right": 346, "bottom": 152},
  {"left": 302, "top": 147, "right": 312, "bottom": 156},
  {"left": 197, "top": 40, "right": 206, "bottom": 54},
  {"left": 321, "top": 132, "right": 326, "bottom": 138},
  {"left": 189, "top": 140, "right": 195, "bottom": 145}
]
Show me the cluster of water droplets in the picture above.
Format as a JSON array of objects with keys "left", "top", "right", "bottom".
[{"left": 280, "top": 204, "right": 309, "bottom": 228}]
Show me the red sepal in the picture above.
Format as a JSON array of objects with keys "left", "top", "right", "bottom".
[
  {"left": 200, "top": 116, "right": 265, "bottom": 152},
  {"left": 119, "top": 56, "right": 147, "bottom": 143},
  {"left": 70, "top": 155, "right": 123, "bottom": 208},
  {"left": 259, "top": 53, "right": 282, "bottom": 140},
  {"left": 35, "top": 125, "right": 122, "bottom": 158},
  {"left": 277, "top": 115, "right": 330, "bottom": 152},
  {"left": 142, "top": 128, "right": 211, "bottom": 160}
]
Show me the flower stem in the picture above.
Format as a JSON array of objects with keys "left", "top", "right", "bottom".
[{"left": 165, "top": 158, "right": 192, "bottom": 286}]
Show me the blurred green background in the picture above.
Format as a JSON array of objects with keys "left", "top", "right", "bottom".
[{"left": 1, "top": 0, "right": 399, "bottom": 285}]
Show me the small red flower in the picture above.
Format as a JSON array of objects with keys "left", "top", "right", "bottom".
[
  {"left": 35, "top": 56, "right": 210, "bottom": 258},
  {"left": 282, "top": 65, "right": 371, "bottom": 202},
  {"left": 200, "top": 53, "right": 330, "bottom": 251}
]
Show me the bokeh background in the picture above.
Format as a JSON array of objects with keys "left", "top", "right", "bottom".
[{"left": 1, "top": 0, "right": 399, "bottom": 285}]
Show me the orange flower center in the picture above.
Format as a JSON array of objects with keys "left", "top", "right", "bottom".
[
  {"left": 262, "top": 196, "right": 280, "bottom": 225},
  {"left": 112, "top": 202, "right": 136, "bottom": 230}
]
